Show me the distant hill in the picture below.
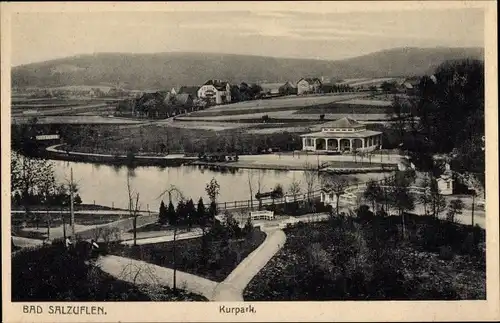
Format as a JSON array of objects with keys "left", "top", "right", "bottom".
[{"left": 12, "top": 47, "right": 484, "bottom": 90}]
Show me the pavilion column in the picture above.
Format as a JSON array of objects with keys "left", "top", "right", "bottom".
[
  {"left": 336, "top": 139, "right": 340, "bottom": 151},
  {"left": 349, "top": 139, "right": 353, "bottom": 151},
  {"left": 313, "top": 138, "right": 317, "bottom": 151},
  {"left": 302, "top": 137, "right": 307, "bottom": 150}
]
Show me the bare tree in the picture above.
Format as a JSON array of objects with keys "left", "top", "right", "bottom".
[
  {"left": 247, "top": 171, "right": 256, "bottom": 210},
  {"left": 157, "top": 185, "right": 185, "bottom": 293},
  {"left": 126, "top": 172, "right": 141, "bottom": 247},
  {"left": 288, "top": 178, "right": 302, "bottom": 203},
  {"left": 303, "top": 162, "right": 318, "bottom": 206},
  {"left": 321, "top": 174, "right": 349, "bottom": 216}
]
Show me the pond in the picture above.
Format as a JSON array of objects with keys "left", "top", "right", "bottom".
[{"left": 52, "top": 161, "right": 309, "bottom": 211}]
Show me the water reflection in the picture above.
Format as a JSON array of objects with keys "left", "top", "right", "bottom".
[{"left": 51, "top": 161, "right": 309, "bottom": 211}]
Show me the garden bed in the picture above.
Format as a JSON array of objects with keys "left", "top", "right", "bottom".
[
  {"left": 11, "top": 242, "right": 207, "bottom": 301},
  {"left": 243, "top": 214, "right": 485, "bottom": 301},
  {"left": 109, "top": 228, "right": 267, "bottom": 282}
]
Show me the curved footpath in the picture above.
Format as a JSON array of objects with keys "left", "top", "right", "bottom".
[
  {"left": 96, "top": 255, "right": 218, "bottom": 300},
  {"left": 212, "top": 227, "right": 286, "bottom": 301},
  {"left": 97, "top": 225, "right": 287, "bottom": 301}
]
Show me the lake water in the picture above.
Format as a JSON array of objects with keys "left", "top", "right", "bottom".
[{"left": 52, "top": 160, "right": 309, "bottom": 211}]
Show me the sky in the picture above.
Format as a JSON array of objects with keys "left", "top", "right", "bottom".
[{"left": 9, "top": 2, "right": 485, "bottom": 66}]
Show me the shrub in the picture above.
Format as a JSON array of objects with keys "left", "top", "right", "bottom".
[
  {"left": 438, "top": 245, "right": 455, "bottom": 260},
  {"left": 356, "top": 205, "right": 374, "bottom": 222}
]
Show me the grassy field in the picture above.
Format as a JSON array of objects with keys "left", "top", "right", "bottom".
[
  {"left": 189, "top": 93, "right": 366, "bottom": 117},
  {"left": 109, "top": 228, "right": 266, "bottom": 282},
  {"left": 243, "top": 215, "right": 485, "bottom": 301}
]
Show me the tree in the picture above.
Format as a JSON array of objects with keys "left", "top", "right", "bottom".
[
  {"left": 429, "top": 177, "right": 446, "bottom": 217},
  {"left": 196, "top": 197, "right": 206, "bottom": 224},
  {"left": 166, "top": 201, "right": 176, "bottom": 226},
  {"left": 288, "top": 179, "right": 302, "bottom": 202},
  {"left": 157, "top": 185, "right": 185, "bottom": 293},
  {"left": 363, "top": 180, "right": 383, "bottom": 212},
  {"left": 196, "top": 197, "right": 211, "bottom": 266},
  {"left": 175, "top": 200, "right": 187, "bottom": 225},
  {"left": 321, "top": 174, "right": 348, "bottom": 216},
  {"left": 242, "top": 216, "right": 253, "bottom": 236},
  {"left": 158, "top": 201, "right": 167, "bottom": 225},
  {"left": 447, "top": 199, "right": 464, "bottom": 223},
  {"left": 185, "top": 199, "right": 196, "bottom": 231},
  {"left": 126, "top": 173, "right": 141, "bottom": 246},
  {"left": 388, "top": 175, "right": 415, "bottom": 239},
  {"left": 380, "top": 81, "right": 397, "bottom": 94},
  {"left": 205, "top": 178, "right": 220, "bottom": 204},
  {"left": 271, "top": 184, "right": 284, "bottom": 206},
  {"left": 303, "top": 162, "right": 318, "bottom": 206},
  {"left": 74, "top": 194, "right": 82, "bottom": 205},
  {"left": 401, "top": 60, "right": 484, "bottom": 176},
  {"left": 11, "top": 152, "right": 56, "bottom": 211}
]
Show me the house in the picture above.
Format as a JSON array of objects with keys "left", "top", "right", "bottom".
[
  {"left": 178, "top": 86, "right": 200, "bottom": 98},
  {"left": 320, "top": 187, "right": 357, "bottom": 209},
  {"left": 436, "top": 163, "right": 454, "bottom": 195},
  {"left": 296, "top": 78, "right": 322, "bottom": 95},
  {"left": 279, "top": 81, "right": 297, "bottom": 95},
  {"left": 259, "top": 83, "right": 283, "bottom": 97},
  {"left": 173, "top": 93, "right": 194, "bottom": 112},
  {"left": 399, "top": 77, "right": 421, "bottom": 95},
  {"left": 197, "top": 80, "right": 232, "bottom": 105},
  {"left": 300, "top": 117, "right": 383, "bottom": 153}
]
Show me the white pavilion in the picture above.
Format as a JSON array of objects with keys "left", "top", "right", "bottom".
[{"left": 300, "top": 117, "right": 383, "bottom": 153}]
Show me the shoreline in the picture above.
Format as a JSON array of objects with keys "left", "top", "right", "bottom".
[{"left": 38, "top": 144, "right": 402, "bottom": 172}]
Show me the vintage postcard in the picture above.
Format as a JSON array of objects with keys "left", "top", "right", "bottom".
[{"left": 2, "top": 1, "right": 499, "bottom": 322}]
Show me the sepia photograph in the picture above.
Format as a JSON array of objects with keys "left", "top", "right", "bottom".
[{"left": 1, "top": 1, "right": 498, "bottom": 322}]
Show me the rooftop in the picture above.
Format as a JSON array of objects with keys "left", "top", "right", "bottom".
[
  {"left": 320, "top": 117, "right": 365, "bottom": 129},
  {"left": 300, "top": 129, "right": 382, "bottom": 138},
  {"left": 203, "top": 80, "right": 229, "bottom": 91}
]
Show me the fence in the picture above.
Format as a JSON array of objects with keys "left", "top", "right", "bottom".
[{"left": 216, "top": 189, "right": 324, "bottom": 212}]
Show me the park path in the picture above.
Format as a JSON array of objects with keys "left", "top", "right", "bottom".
[
  {"left": 96, "top": 255, "right": 218, "bottom": 300},
  {"left": 97, "top": 225, "right": 287, "bottom": 301},
  {"left": 211, "top": 227, "right": 287, "bottom": 301}
]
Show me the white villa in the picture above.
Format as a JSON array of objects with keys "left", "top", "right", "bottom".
[
  {"left": 300, "top": 117, "right": 383, "bottom": 153},
  {"left": 197, "top": 80, "right": 232, "bottom": 105}
]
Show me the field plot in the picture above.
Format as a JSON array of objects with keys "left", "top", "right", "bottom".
[
  {"left": 165, "top": 121, "right": 257, "bottom": 131},
  {"left": 177, "top": 112, "right": 390, "bottom": 122},
  {"left": 12, "top": 115, "right": 144, "bottom": 125},
  {"left": 337, "top": 77, "right": 404, "bottom": 87},
  {"left": 190, "top": 93, "right": 366, "bottom": 117}
]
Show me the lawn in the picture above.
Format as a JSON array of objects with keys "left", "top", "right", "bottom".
[
  {"left": 297, "top": 102, "right": 394, "bottom": 115},
  {"left": 11, "top": 212, "right": 124, "bottom": 228},
  {"left": 11, "top": 242, "right": 207, "bottom": 301},
  {"left": 109, "top": 228, "right": 267, "bottom": 282},
  {"left": 243, "top": 214, "right": 485, "bottom": 301}
]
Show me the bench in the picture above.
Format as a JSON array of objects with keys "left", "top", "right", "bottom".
[{"left": 250, "top": 210, "right": 275, "bottom": 221}]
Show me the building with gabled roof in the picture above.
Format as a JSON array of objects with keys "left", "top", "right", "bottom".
[
  {"left": 300, "top": 117, "right": 383, "bottom": 153},
  {"left": 297, "top": 77, "right": 322, "bottom": 95},
  {"left": 198, "top": 79, "right": 231, "bottom": 104},
  {"left": 178, "top": 86, "right": 200, "bottom": 98}
]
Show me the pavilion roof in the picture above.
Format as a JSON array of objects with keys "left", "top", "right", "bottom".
[
  {"left": 320, "top": 117, "right": 365, "bottom": 129},
  {"left": 300, "top": 130, "right": 382, "bottom": 138}
]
